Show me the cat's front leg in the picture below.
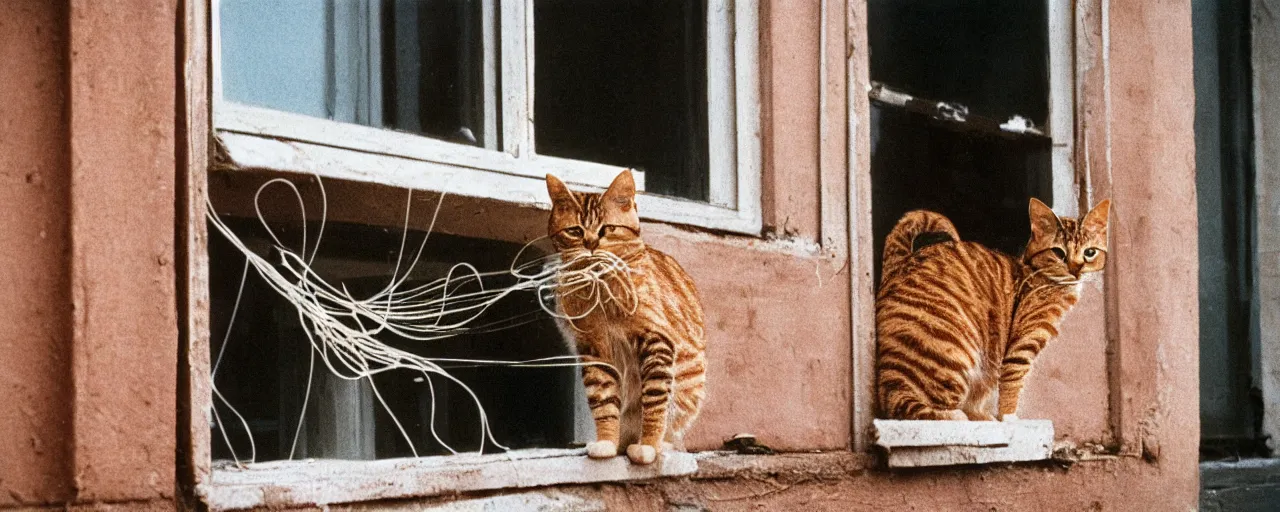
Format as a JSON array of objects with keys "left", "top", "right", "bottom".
[
  {"left": 629, "top": 332, "right": 674, "bottom": 465},
  {"left": 580, "top": 354, "right": 623, "bottom": 458},
  {"left": 999, "top": 327, "right": 1055, "bottom": 421}
]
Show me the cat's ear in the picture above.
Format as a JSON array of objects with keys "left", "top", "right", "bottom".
[
  {"left": 546, "top": 173, "right": 577, "bottom": 207},
  {"left": 1028, "top": 197, "right": 1061, "bottom": 241},
  {"left": 1082, "top": 199, "right": 1112, "bottom": 235},
  {"left": 601, "top": 170, "right": 636, "bottom": 210}
]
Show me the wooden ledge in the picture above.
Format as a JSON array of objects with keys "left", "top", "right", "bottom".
[{"left": 199, "top": 448, "right": 696, "bottom": 511}]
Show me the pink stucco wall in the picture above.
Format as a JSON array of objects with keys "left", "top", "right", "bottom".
[
  {"left": 0, "top": 0, "right": 178, "bottom": 506},
  {"left": 0, "top": 0, "right": 1200, "bottom": 508},
  {"left": 0, "top": 1, "right": 74, "bottom": 503}
]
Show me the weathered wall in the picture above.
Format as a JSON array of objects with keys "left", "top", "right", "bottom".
[
  {"left": 0, "top": 0, "right": 1203, "bottom": 509},
  {"left": 339, "top": 456, "right": 1193, "bottom": 511},
  {"left": 0, "top": 0, "right": 180, "bottom": 507},
  {"left": 66, "top": 0, "right": 179, "bottom": 502},
  {"left": 1093, "top": 0, "right": 1200, "bottom": 503},
  {"left": 206, "top": 0, "right": 855, "bottom": 454},
  {"left": 0, "top": 0, "right": 74, "bottom": 505}
]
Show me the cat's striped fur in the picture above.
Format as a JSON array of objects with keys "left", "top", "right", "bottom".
[
  {"left": 876, "top": 198, "right": 1111, "bottom": 421},
  {"left": 546, "top": 171, "right": 707, "bottom": 464}
]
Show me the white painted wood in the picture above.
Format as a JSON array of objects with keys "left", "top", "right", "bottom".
[
  {"left": 200, "top": 448, "right": 696, "bottom": 510},
  {"left": 846, "top": 0, "right": 877, "bottom": 454},
  {"left": 211, "top": 1, "right": 762, "bottom": 234},
  {"left": 217, "top": 132, "right": 760, "bottom": 233},
  {"left": 1047, "top": 0, "right": 1075, "bottom": 145},
  {"left": 500, "top": 0, "right": 531, "bottom": 157},
  {"left": 872, "top": 419, "right": 1018, "bottom": 448},
  {"left": 216, "top": 103, "right": 639, "bottom": 191},
  {"left": 706, "top": 0, "right": 737, "bottom": 209},
  {"left": 1048, "top": 0, "right": 1078, "bottom": 215},
  {"left": 210, "top": 0, "right": 224, "bottom": 104},
  {"left": 873, "top": 420, "right": 1054, "bottom": 468},
  {"left": 732, "top": 0, "right": 763, "bottom": 233},
  {"left": 1254, "top": 0, "right": 1280, "bottom": 454},
  {"left": 480, "top": 0, "right": 498, "bottom": 150}
]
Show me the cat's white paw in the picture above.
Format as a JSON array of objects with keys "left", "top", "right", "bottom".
[
  {"left": 1000, "top": 413, "right": 1020, "bottom": 422},
  {"left": 626, "top": 443, "right": 658, "bottom": 465},
  {"left": 586, "top": 440, "right": 618, "bottom": 459}
]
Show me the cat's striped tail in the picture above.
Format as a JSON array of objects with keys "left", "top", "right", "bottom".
[{"left": 880, "top": 210, "right": 959, "bottom": 285}]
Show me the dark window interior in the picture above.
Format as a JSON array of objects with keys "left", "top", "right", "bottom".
[
  {"left": 1193, "top": 0, "right": 1266, "bottom": 460},
  {"left": 868, "top": 0, "right": 1049, "bottom": 126},
  {"left": 868, "top": 0, "right": 1053, "bottom": 283},
  {"left": 381, "top": 0, "right": 487, "bottom": 145},
  {"left": 209, "top": 218, "right": 575, "bottom": 462},
  {"left": 533, "top": 0, "right": 709, "bottom": 201}
]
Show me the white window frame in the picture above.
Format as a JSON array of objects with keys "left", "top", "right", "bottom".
[
  {"left": 199, "top": 1, "right": 757, "bottom": 505},
  {"left": 210, "top": 0, "right": 762, "bottom": 234},
  {"left": 1046, "top": 0, "right": 1077, "bottom": 216},
  {"left": 864, "top": 0, "right": 1080, "bottom": 467}
]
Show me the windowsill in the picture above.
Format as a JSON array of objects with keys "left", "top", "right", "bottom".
[
  {"left": 198, "top": 448, "right": 698, "bottom": 510},
  {"left": 196, "top": 438, "right": 1103, "bottom": 510},
  {"left": 872, "top": 419, "right": 1055, "bottom": 468},
  {"left": 1200, "top": 457, "right": 1280, "bottom": 510}
]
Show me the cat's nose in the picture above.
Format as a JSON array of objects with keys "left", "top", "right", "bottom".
[{"left": 584, "top": 236, "right": 599, "bottom": 251}]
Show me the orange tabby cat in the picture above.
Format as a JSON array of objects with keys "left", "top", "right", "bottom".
[
  {"left": 545, "top": 170, "right": 707, "bottom": 464},
  {"left": 876, "top": 198, "right": 1111, "bottom": 421}
]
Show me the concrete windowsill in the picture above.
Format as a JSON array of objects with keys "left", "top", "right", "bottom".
[
  {"left": 873, "top": 419, "right": 1056, "bottom": 468},
  {"left": 1200, "top": 458, "right": 1280, "bottom": 511},
  {"left": 199, "top": 448, "right": 697, "bottom": 511}
]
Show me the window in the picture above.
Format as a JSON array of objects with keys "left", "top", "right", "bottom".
[
  {"left": 208, "top": 219, "right": 580, "bottom": 462},
  {"left": 868, "top": 0, "right": 1074, "bottom": 280},
  {"left": 212, "top": 0, "right": 760, "bottom": 233},
  {"left": 1196, "top": 1, "right": 1280, "bottom": 505},
  {"left": 201, "top": 0, "right": 755, "bottom": 505},
  {"left": 866, "top": 0, "right": 1074, "bottom": 467},
  {"left": 1194, "top": 0, "right": 1270, "bottom": 461}
]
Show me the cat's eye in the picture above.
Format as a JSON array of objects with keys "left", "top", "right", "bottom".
[
  {"left": 1083, "top": 247, "right": 1099, "bottom": 261},
  {"left": 598, "top": 226, "right": 609, "bottom": 237},
  {"left": 1050, "top": 248, "right": 1067, "bottom": 261},
  {"left": 563, "top": 227, "right": 584, "bottom": 238}
]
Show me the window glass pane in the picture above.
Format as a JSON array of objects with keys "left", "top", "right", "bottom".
[
  {"left": 208, "top": 219, "right": 575, "bottom": 461},
  {"left": 868, "top": 0, "right": 1049, "bottom": 125},
  {"left": 533, "top": 0, "right": 710, "bottom": 201},
  {"left": 220, "top": 0, "right": 489, "bottom": 146}
]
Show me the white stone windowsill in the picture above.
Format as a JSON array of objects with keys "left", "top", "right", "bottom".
[
  {"left": 873, "top": 419, "right": 1055, "bottom": 468},
  {"left": 198, "top": 448, "right": 696, "bottom": 511}
]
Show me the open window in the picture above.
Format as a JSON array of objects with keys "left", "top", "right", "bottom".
[
  {"left": 866, "top": 0, "right": 1074, "bottom": 467},
  {"left": 207, "top": 218, "right": 579, "bottom": 462},
  {"left": 212, "top": 0, "right": 760, "bottom": 233},
  {"left": 200, "top": 0, "right": 759, "bottom": 507}
]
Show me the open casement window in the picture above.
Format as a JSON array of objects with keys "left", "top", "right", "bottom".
[
  {"left": 212, "top": 0, "right": 761, "bottom": 233},
  {"left": 866, "top": 0, "right": 1074, "bottom": 467},
  {"left": 202, "top": 0, "right": 758, "bottom": 507}
]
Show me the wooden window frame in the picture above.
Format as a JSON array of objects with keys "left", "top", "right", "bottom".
[
  {"left": 210, "top": 0, "right": 762, "bottom": 234},
  {"left": 853, "top": 0, "right": 1082, "bottom": 467},
  {"left": 187, "top": 0, "right": 760, "bottom": 508}
]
